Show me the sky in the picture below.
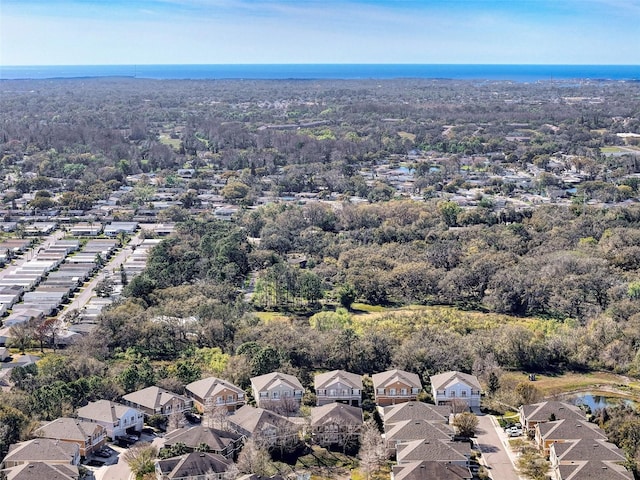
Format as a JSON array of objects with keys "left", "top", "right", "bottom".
[{"left": 1, "top": 0, "right": 639, "bottom": 66}]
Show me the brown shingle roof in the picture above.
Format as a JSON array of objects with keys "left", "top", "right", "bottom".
[
  {"left": 164, "top": 426, "right": 242, "bottom": 451},
  {"left": 314, "top": 370, "right": 362, "bottom": 390},
  {"left": 185, "top": 376, "right": 244, "bottom": 400},
  {"left": 371, "top": 369, "right": 421, "bottom": 390},
  {"left": 122, "top": 386, "right": 189, "bottom": 410},
  {"left": 250, "top": 372, "right": 303, "bottom": 393}
]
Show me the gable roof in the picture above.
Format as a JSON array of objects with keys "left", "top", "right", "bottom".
[
  {"left": 310, "top": 403, "right": 363, "bottom": 427},
  {"left": 392, "top": 461, "right": 472, "bottom": 480},
  {"left": 430, "top": 371, "right": 481, "bottom": 391},
  {"left": 3, "top": 462, "right": 79, "bottom": 480},
  {"left": 371, "top": 369, "right": 421, "bottom": 390},
  {"left": 185, "top": 376, "right": 244, "bottom": 400},
  {"left": 557, "top": 460, "right": 633, "bottom": 480},
  {"left": 4, "top": 439, "right": 79, "bottom": 464},
  {"left": 155, "top": 452, "right": 231, "bottom": 479},
  {"left": 314, "top": 370, "right": 362, "bottom": 390},
  {"left": 250, "top": 372, "right": 303, "bottom": 392},
  {"left": 520, "top": 401, "right": 586, "bottom": 424},
  {"left": 385, "top": 419, "right": 454, "bottom": 443},
  {"left": 551, "top": 438, "right": 626, "bottom": 463},
  {"left": 164, "top": 426, "right": 242, "bottom": 451},
  {"left": 382, "top": 401, "right": 450, "bottom": 425},
  {"left": 76, "top": 400, "right": 140, "bottom": 424},
  {"left": 228, "top": 405, "right": 294, "bottom": 435},
  {"left": 122, "top": 386, "right": 189, "bottom": 410},
  {"left": 538, "top": 419, "right": 607, "bottom": 442},
  {"left": 396, "top": 439, "right": 470, "bottom": 464},
  {"left": 34, "top": 417, "right": 105, "bottom": 443}
]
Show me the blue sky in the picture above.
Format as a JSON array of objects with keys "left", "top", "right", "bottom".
[{"left": 1, "top": 0, "right": 639, "bottom": 65}]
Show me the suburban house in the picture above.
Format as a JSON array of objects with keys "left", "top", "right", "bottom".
[
  {"left": 395, "top": 438, "right": 471, "bottom": 466},
  {"left": 33, "top": 417, "right": 107, "bottom": 457},
  {"left": 0, "top": 346, "right": 9, "bottom": 361},
  {"left": 155, "top": 452, "right": 232, "bottom": 480},
  {"left": 1, "top": 439, "right": 80, "bottom": 468},
  {"left": 185, "top": 376, "right": 245, "bottom": 413},
  {"left": 310, "top": 403, "right": 363, "bottom": 449},
  {"left": 519, "top": 401, "right": 586, "bottom": 430},
  {"left": 381, "top": 401, "right": 450, "bottom": 426},
  {"left": 551, "top": 460, "right": 633, "bottom": 480},
  {"left": 550, "top": 438, "right": 627, "bottom": 471},
  {"left": 122, "top": 386, "right": 192, "bottom": 417},
  {"left": 392, "top": 461, "right": 472, "bottom": 480},
  {"left": 76, "top": 400, "right": 144, "bottom": 439},
  {"left": 371, "top": 369, "right": 422, "bottom": 406},
  {"left": 314, "top": 370, "right": 362, "bottom": 407},
  {"left": 227, "top": 405, "right": 300, "bottom": 451},
  {"left": 163, "top": 426, "right": 244, "bottom": 459},
  {"left": 384, "top": 419, "right": 454, "bottom": 457},
  {"left": 1, "top": 462, "right": 79, "bottom": 480},
  {"left": 250, "top": 372, "right": 304, "bottom": 411},
  {"left": 535, "top": 419, "right": 607, "bottom": 454},
  {"left": 430, "top": 371, "right": 481, "bottom": 409}
]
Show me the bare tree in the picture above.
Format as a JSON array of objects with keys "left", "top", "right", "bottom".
[
  {"left": 450, "top": 398, "right": 469, "bottom": 415},
  {"left": 204, "top": 401, "right": 230, "bottom": 430},
  {"left": 236, "top": 438, "right": 273, "bottom": 475},
  {"left": 167, "top": 410, "right": 186, "bottom": 432},
  {"left": 358, "top": 419, "right": 386, "bottom": 480}
]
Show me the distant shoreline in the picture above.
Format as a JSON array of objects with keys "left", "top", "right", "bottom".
[{"left": 1, "top": 64, "right": 639, "bottom": 82}]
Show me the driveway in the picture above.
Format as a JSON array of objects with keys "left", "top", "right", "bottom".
[{"left": 475, "top": 414, "right": 521, "bottom": 480}]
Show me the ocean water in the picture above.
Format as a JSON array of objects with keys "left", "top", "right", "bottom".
[{"left": 1, "top": 64, "right": 639, "bottom": 81}]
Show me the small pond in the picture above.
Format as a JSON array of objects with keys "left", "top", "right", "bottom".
[{"left": 566, "top": 392, "right": 637, "bottom": 411}]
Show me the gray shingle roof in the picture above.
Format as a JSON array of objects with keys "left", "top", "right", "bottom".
[
  {"left": 382, "top": 401, "right": 450, "bottom": 425},
  {"left": 155, "top": 452, "right": 231, "bottom": 479},
  {"left": 393, "top": 461, "right": 472, "bottom": 480},
  {"left": 3, "top": 462, "right": 79, "bottom": 480},
  {"left": 396, "top": 438, "right": 470, "bottom": 464},
  {"left": 164, "top": 426, "right": 242, "bottom": 451},
  {"left": 385, "top": 419, "right": 454, "bottom": 443},
  {"left": 310, "top": 403, "right": 363, "bottom": 427},
  {"left": 4, "top": 439, "right": 79, "bottom": 464},
  {"left": 35, "top": 417, "right": 105, "bottom": 443}
]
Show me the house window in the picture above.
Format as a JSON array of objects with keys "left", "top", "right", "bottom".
[
  {"left": 295, "top": 390, "right": 303, "bottom": 397},
  {"left": 318, "top": 389, "right": 326, "bottom": 395},
  {"left": 389, "top": 388, "right": 397, "bottom": 395},
  {"left": 412, "top": 388, "right": 420, "bottom": 394},
  {"left": 227, "top": 395, "right": 234, "bottom": 402},
  {"left": 329, "top": 389, "right": 337, "bottom": 396},
  {"left": 400, "top": 388, "right": 407, "bottom": 395},
  {"left": 259, "top": 392, "right": 268, "bottom": 398},
  {"left": 342, "top": 389, "right": 348, "bottom": 396},
  {"left": 461, "top": 390, "right": 467, "bottom": 396},
  {"left": 272, "top": 392, "right": 280, "bottom": 399},
  {"left": 216, "top": 396, "right": 224, "bottom": 404},
  {"left": 377, "top": 388, "right": 385, "bottom": 395},
  {"left": 352, "top": 389, "right": 360, "bottom": 395},
  {"left": 449, "top": 391, "right": 456, "bottom": 397}
]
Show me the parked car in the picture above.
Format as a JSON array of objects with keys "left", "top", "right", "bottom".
[
  {"left": 94, "top": 448, "right": 111, "bottom": 458},
  {"left": 507, "top": 427, "right": 523, "bottom": 437}
]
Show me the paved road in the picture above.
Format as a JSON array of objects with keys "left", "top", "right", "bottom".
[{"left": 476, "top": 414, "right": 521, "bottom": 480}]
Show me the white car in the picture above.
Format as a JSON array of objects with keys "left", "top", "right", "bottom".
[{"left": 507, "top": 427, "right": 523, "bottom": 437}]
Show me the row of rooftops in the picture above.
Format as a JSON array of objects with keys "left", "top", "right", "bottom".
[{"left": 519, "top": 400, "right": 633, "bottom": 480}]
